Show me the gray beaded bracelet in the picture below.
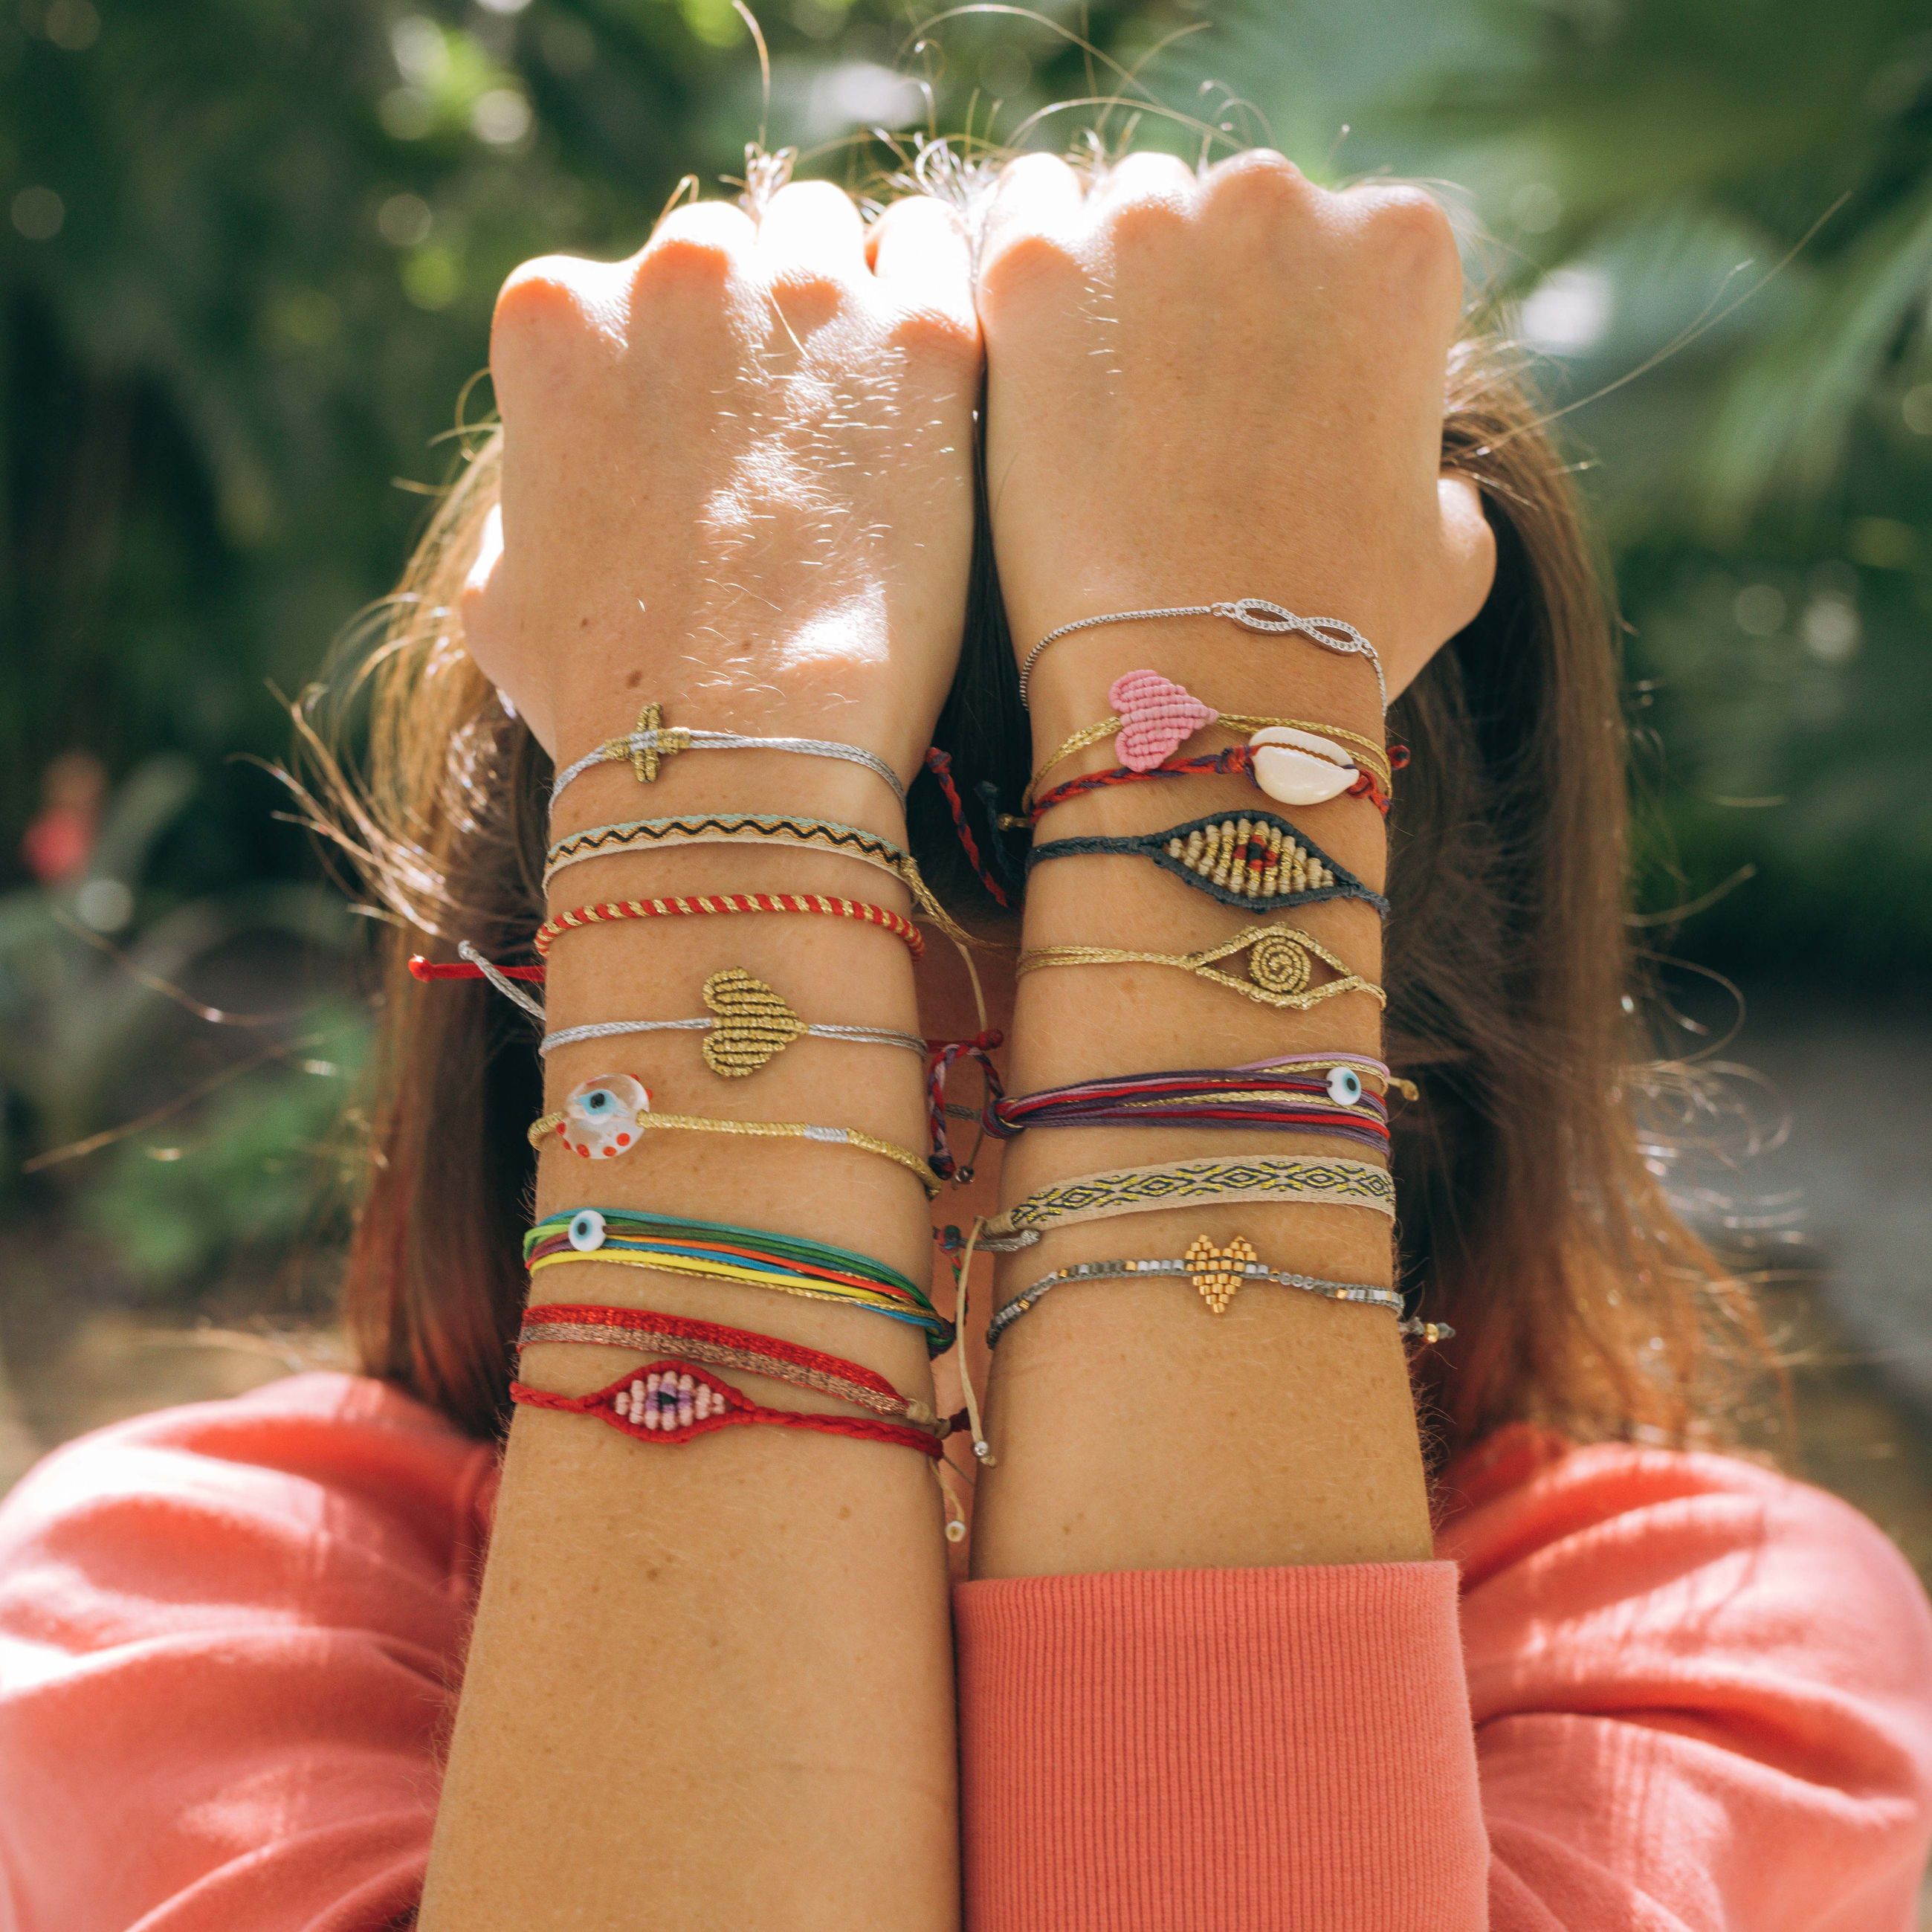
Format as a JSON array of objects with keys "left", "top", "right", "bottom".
[
  {"left": 986, "top": 1241, "right": 1454, "bottom": 1343},
  {"left": 550, "top": 700, "right": 905, "bottom": 807}
]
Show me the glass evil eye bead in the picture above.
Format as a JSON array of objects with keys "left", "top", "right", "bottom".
[
  {"left": 1326, "top": 1064, "right": 1365, "bottom": 1105},
  {"left": 566, "top": 1209, "right": 607, "bottom": 1253},
  {"left": 559, "top": 1074, "right": 650, "bottom": 1159}
]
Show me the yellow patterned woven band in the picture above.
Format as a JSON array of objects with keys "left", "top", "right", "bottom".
[
  {"left": 979, "top": 1154, "right": 1395, "bottom": 1251},
  {"left": 1016, "top": 924, "right": 1385, "bottom": 1012}
]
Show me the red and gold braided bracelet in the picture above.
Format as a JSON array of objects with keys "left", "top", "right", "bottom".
[{"left": 532, "top": 891, "right": 925, "bottom": 960}]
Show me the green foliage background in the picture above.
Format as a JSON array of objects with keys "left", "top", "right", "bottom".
[{"left": 2, "top": 0, "right": 1929, "bottom": 1292}]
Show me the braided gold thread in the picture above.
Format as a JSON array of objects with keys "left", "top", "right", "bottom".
[
  {"left": 1017, "top": 924, "right": 1385, "bottom": 1012},
  {"left": 1030, "top": 711, "right": 1392, "bottom": 801},
  {"left": 700, "top": 967, "right": 808, "bottom": 1077},
  {"left": 1165, "top": 816, "right": 1334, "bottom": 903},
  {"left": 526, "top": 1106, "right": 940, "bottom": 1196}
]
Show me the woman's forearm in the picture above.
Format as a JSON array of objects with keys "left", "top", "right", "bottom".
[
  {"left": 420, "top": 758, "right": 959, "bottom": 1930},
  {"left": 972, "top": 626, "right": 1432, "bottom": 1577}
]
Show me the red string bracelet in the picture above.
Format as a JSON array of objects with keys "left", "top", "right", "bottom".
[
  {"left": 518, "top": 1302, "right": 955, "bottom": 1433},
  {"left": 510, "top": 1360, "right": 945, "bottom": 1457},
  {"left": 533, "top": 891, "right": 925, "bottom": 960},
  {"left": 1027, "top": 744, "right": 1395, "bottom": 824}
]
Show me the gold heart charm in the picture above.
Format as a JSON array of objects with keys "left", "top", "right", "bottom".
[
  {"left": 1184, "top": 1232, "right": 1259, "bottom": 1315},
  {"left": 701, "top": 967, "right": 807, "bottom": 1078}
]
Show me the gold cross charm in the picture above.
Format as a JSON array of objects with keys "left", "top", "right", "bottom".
[{"left": 602, "top": 702, "right": 690, "bottom": 784}]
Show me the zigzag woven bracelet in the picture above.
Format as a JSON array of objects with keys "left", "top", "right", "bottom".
[
  {"left": 986, "top": 1245, "right": 1451, "bottom": 1342},
  {"left": 517, "top": 1303, "right": 954, "bottom": 1432},
  {"left": 979, "top": 1154, "right": 1395, "bottom": 1253},
  {"left": 524, "top": 1208, "right": 952, "bottom": 1349},
  {"left": 543, "top": 810, "right": 913, "bottom": 889},
  {"left": 550, "top": 701, "right": 905, "bottom": 808},
  {"left": 1027, "top": 810, "right": 1389, "bottom": 917}
]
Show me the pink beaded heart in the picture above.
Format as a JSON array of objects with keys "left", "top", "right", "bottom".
[{"left": 1109, "top": 671, "right": 1219, "bottom": 772}]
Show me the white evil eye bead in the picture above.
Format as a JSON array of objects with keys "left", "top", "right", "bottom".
[
  {"left": 566, "top": 1209, "right": 607, "bottom": 1253},
  {"left": 1326, "top": 1064, "right": 1365, "bottom": 1105},
  {"left": 1248, "top": 726, "right": 1359, "bottom": 806},
  {"left": 560, "top": 1074, "right": 650, "bottom": 1159}
]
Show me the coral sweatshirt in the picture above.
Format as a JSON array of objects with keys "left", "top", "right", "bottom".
[{"left": 0, "top": 1370, "right": 1928, "bottom": 1931}]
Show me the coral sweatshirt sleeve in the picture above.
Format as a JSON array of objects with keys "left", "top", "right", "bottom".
[
  {"left": 954, "top": 1426, "right": 1932, "bottom": 1931},
  {"left": 0, "top": 1372, "right": 497, "bottom": 1932},
  {"left": 1, "top": 1380, "right": 1930, "bottom": 1932}
]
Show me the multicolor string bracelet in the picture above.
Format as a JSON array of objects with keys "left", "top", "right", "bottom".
[
  {"left": 989, "top": 1064, "right": 1391, "bottom": 1154},
  {"left": 541, "top": 811, "right": 989, "bottom": 957},
  {"left": 1029, "top": 671, "right": 1395, "bottom": 803},
  {"left": 528, "top": 1076, "right": 942, "bottom": 1198},
  {"left": 1017, "top": 925, "right": 1385, "bottom": 1013},
  {"left": 517, "top": 1302, "right": 955, "bottom": 1433},
  {"left": 986, "top": 1244, "right": 1453, "bottom": 1340},
  {"left": 1027, "top": 810, "right": 1389, "bottom": 917},
  {"left": 550, "top": 701, "right": 906, "bottom": 809},
  {"left": 1017, "top": 598, "right": 1387, "bottom": 708},
  {"left": 533, "top": 892, "right": 924, "bottom": 960},
  {"left": 540, "top": 965, "right": 926, "bottom": 1075},
  {"left": 526, "top": 1207, "right": 952, "bottom": 1348},
  {"left": 979, "top": 1153, "right": 1395, "bottom": 1252},
  {"left": 1240, "top": 1049, "right": 1418, "bottom": 1102},
  {"left": 1021, "top": 742, "right": 1393, "bottom": 827},
  {"left": 511, "top": 1362, "right": 943, "bottom": 1456}
]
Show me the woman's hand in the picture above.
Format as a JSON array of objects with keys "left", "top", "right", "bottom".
[
  {"left": 463, "top": 182, "right": 980, "bottom": 792},
  {"left": 976, "top": 151, "right": 1494, "bottom": 704}
]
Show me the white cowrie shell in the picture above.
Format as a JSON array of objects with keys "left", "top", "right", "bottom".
[{"left": 1248, "top": 726, "right": 1358, "bottom": 806}]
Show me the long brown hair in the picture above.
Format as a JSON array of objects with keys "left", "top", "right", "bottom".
[{"left": 295, "top": 172, "right": 1766, "bottom": 1455}]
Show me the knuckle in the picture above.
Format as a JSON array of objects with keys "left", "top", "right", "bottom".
[
  {"left": 977, "top": 229, "right": 1081, "bottom": 314},
  {"left": 885, "top": 300, "right": 979, "bottom": 369},
  {"left": 766, "top": 266, "right": 848, "bottom": 332},
  {"left": 1105, "top": 190, "right": 1190, "bottom": 252},
  {"left": 633, "top": 229, "right": 739, "bottom": 297},
  {"left": 1205, "top": 147, "right": 1308, "bottom": 210},
  {"left": 1363, "top": 187, "right": 1459, "bottom": 268},
  {"left": 492, "top": 255, "right": 595, "bottom": 343}
]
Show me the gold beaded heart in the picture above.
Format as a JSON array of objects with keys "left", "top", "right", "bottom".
[
  {"left": 701, "top": 967, "right": 807, "bottom": 1078},
  {"left": 1184, "top": 1232, "right": 1259, "bottom": 1315}
]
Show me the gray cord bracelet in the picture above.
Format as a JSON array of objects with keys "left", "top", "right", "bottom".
[
  {"left": 551, "top": 700, "right": 905, "bottom": 807},
  {"left": 987, "top": 1250, "right": 1452, "bottom": 1343}
]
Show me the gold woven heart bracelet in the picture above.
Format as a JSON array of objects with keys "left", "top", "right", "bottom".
[{"left": 540, "top": 966, "right": 926, "bottom": 1079}]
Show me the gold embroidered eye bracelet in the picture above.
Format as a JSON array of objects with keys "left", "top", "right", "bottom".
[
  {"left": 1017, "top": 924, "right": 1385, "bottom": 1012},
  {"left": 1027, "top": 810, "right": 1389, "bottom": 916}
]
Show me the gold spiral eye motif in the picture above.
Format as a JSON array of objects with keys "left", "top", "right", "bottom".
[{"left": 1247, "top": 930, "right": 1312, "bottom": 996}]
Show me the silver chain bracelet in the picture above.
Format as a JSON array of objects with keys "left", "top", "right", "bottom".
[{"left": 1017, "top": 597, "right": 1386, "bottom": 709}]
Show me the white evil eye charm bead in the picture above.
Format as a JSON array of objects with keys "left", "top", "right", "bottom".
[
  {"left": 566, "top": 1209, "right": 607, "bottom": 1253},
  {"left": 560, "top": 1075, "right": 650, "bottom": 1159},
  {"left": 1326, "top": 1064, "right": 1365, "bottom": 1105},
  {"left": 1248, "top": 726, "right": 1360, "bottom": 806}
]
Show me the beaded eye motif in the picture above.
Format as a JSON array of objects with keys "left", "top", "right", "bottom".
[{"left": 557, "top": 1075, "right": 650, "bottom": 1158}]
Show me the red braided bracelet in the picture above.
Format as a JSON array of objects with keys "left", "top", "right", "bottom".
[
  {"left": 1027, "top": 744, "right": 1398, "bottom": 824},
  {"left": 532, "top": 891, "right": 925, "bottom": 960},
  {"left": 510, "top": 1360, "right": 945, "bottom": 1457}
]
